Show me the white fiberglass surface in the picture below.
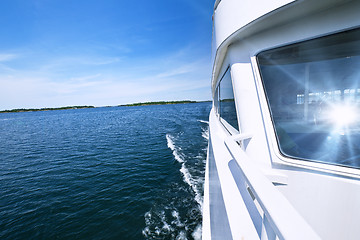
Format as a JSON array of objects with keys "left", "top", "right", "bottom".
[{"left": 257, "top": 28, "right": 360, "bottom": 169}]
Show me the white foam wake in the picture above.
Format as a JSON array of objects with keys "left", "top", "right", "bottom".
[
  {"left": 180, "top": 164, "right": 203, "bottom": 207},
  {"left": 197, "top": 120, "right": 209, "bottom": 124},
  {"left": 166, "top": 134, "right": 175, "bottom": 151},
  {"left": 201, "top": 127, "right": 209, "bottom": 141},
  {"left": 166, "top": 134, "right": 203, "bottom": 209},
  {"left": 166, "top": 134, "right": 184, "bottom": 163},
  {"left": 142, "top": 208, "right": 188, "bottom": 239},
  {"left": 192, "top": 224, "right": 202, "bottom": 240}
]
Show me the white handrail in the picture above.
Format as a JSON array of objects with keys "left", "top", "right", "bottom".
[
  {"left": 224, "top": 136, "right": 321, "bottom": 240},
  {"left": 228, "top": 132, "right": 253, "bottom": 142}
]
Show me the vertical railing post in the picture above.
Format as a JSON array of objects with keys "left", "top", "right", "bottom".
[
  {"left": 261, "top": 214, "right": 276, "bottom": 240},
  {"left": 225, "top": 135, "right": 320, "bottom": 239}
]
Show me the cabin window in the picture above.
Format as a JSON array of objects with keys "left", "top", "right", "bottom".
[
  {"left": 257, "top": 28, "right": 360, "bottom": 169},
  {"left": 218, "top": 68, "right": 239, "bottom": 131}
]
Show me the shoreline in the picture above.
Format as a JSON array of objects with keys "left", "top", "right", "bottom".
[
  {"left": 0, "top": 106, "right": 95, "bottom": 113},
  {"left": 0, "top": 101, "right": 211, "bottom": 113},
  {"left": 119, "top": 100, "right": 201, "bottom": 107}
]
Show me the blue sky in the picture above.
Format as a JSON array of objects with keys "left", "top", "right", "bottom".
[{"left": 0, "top": 0, "right": 213, "bottom": 110}]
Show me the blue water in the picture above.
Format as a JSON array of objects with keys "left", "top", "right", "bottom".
[{"left": 0, "top": 102, "right": 211, "bottom": 239}]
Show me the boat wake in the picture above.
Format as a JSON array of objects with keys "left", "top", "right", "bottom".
[
  {"left": 142, "top": 132, "right": 207, "bottom": 240},
  {"left": 198, "top": 119, "right": 209, "bottom": 141},
  {"left": 166, "top": 134, "right": 203, "bottom": 208},
  {"left": 142, "top": 207, "right": 189, "bottom": 239},
  {"left": 166, "top": 134, "right": 184, "bottom": 163},
  {"left": 201, "top": 127, "right": 209, "bottom": 141},
  {"left": 197, "top": 120, "right": 209, "bottom": 124}
]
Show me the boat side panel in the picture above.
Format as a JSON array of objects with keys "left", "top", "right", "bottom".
[
  {"left": 230, "top": 62, "right": 272, "bottom": 167},
  {"left": 213, "top": 0, "right": 294, "bottom": 50},
  {"left": 213, "top": 1, "right": 360, "bottom": 239},
  {"left": 208, "top": 109, "right": 259, "bottom": 239},
  {"left": 278, "top": 169, "right": 360, "bottom": 239},
  {"left": 207, "top": 136, "right": 233, "bottom": 239}
]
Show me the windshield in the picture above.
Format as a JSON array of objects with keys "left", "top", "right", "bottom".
[{"left": 258, "top": 28, "right": 360, "bottom": 169}]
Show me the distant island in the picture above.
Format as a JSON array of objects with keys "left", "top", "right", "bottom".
[
  {"left": 119, "top": 100, "right": 198, "bottom": 107},
  {"left": 0, "top": 106, "right": 95, "bottom": 113},
  {"left": 0, "top": 101, "right": 211, "bottom": 113}
]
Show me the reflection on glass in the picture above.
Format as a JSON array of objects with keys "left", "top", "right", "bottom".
[
  {"left": 258, "top": 28, "right": 360, "bottom": 168},
  {"left": 214, "top": 86, "right": 220, "bottom": 116},
  {"left": 219, "top": 69, "right": 239, "bottom": 131}
]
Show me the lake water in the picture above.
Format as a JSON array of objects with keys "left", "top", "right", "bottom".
[{"left": 0, "top": 102, "right": 211, "bottom": 239}]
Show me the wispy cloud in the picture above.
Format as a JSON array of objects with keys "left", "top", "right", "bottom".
[
  {"left": 155, "top": 63, "right": 199, "bottom": 78},
  {"left": 0, "top": 53, "right": 18, "bottom": 72},
  {"left": 0, "top": 53, "right": 17, "bottom": 62},
  {"left": 0, "top": 43, "right": 211, "bottom": 110},
  {"left": 37, "top": 55, "right": 122, "bottom": 71},
  {"left": 0, "top": 0, "right": 213, "bottom": 110},
  {"left": 0, "top": 63, "right": 16, "bottom": 72},
  {"left": 68, "top": 74, "right": 102, "bottom": 82}
]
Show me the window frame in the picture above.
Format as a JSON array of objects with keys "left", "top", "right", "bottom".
[
  {"left": 215, "top": 66, "right": 240, "bottom": 135},
  {"left": 252, "top": 28, "right": 360, "bottom": 177}
]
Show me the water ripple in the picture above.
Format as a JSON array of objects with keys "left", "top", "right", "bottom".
[{"left": 0, "top": 103, "right": 211, "bottom": 239}]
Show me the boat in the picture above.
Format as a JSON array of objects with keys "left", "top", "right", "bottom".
[{"left": 202, "top": 0, "right": 360, "bottom": 239}]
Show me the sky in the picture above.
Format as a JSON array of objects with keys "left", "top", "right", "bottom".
[{"left": 0, "top": 0, "right": 213, "bottom": 110}]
